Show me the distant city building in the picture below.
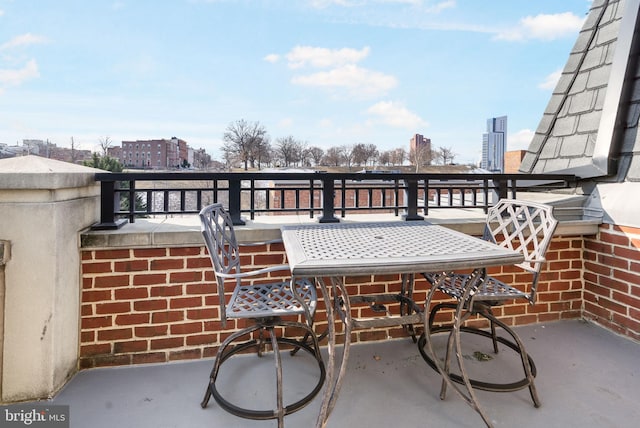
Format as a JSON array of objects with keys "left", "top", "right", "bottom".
[
  {"left": 504, "top": 149, "right": 526, "bottom": 173},
  {"left": 107, "top": 146, "right": 122, "bottom": 160},
  {"left": 120, "top": 137, "right": 188, "bottom": 169},
  {"left": 0, "top": 139, "right": 91, "bottom": 163},
  {"left": 482, "top": 116, "right": 507, "bottom": 173},
  {"left": 410, "top": 133, "right": 432, "bottom": 165}
]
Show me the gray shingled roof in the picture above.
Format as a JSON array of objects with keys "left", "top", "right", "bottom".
[{"left": 520, "top": 0, "right": 640, "bottom": 181}]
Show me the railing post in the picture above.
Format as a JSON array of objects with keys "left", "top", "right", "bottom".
[
  {"left": 403, "top": 179, "right": 424, "bottom": 221},
  {"left": 319, "top": 177, "right": 339, "bottom": 223},
  {"left": 495, "top": 177, "right": 508, "bottom": 201},
  {"left": 91, "top": 180, "right": 126, "bottom": 230},
  {"left": 228, "top": 178, "right": 246, "bottom": 225}
]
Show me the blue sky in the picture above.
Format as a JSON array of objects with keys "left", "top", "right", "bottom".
[{"left": 0, "top": 0, "right": 591, "bottom": 164}]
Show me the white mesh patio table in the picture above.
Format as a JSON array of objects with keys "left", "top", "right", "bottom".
[{"left": 281, "top": 221, "right": 523, "bottom": 428}]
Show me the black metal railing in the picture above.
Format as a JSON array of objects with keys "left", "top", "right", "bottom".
[{"left": 92, "top": 171, "right": 578, "bottom": 229}]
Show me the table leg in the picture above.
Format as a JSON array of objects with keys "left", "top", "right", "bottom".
[
  {"left": 315, "top": 276, "right": 335, "bottom": 428},
  {"left": 315, "top": 277, "right": 353, "bottom": 428}
]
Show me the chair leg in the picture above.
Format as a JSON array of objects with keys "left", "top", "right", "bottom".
[
  {"left": 268, "top": 327, "right": 285, "bottom": 428},
  {"left": 486, "top": 314, "right": 541, "bottom": 408},
  {"left": 202, "top": 319, "right": 326, "bottom": 422},
  {"left": 201, "top": 381, "right": 213, "bottom": 409},
  {"left": 201, "top": 324, "right": 262, "bottom": 408},
  {"left": 257, "top": 328, "right": 265, "bottom": 357},
  {"left": 490, "top": 317, "right": 499, "bottom": 354}
]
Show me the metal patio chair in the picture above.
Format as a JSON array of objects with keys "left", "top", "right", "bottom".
[
  {"left": 418, "top": 199, "right": 558, "bottom": 412},
  {"left": 199, "top": 204, "right": 325, "bottom": 428}
]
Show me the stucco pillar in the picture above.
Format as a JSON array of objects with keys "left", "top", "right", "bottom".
[{"left": 0, "top": 156, "right": 100, "bottom": 402}]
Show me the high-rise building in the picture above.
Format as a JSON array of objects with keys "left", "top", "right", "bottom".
[
  {"left": 410, "top": 133, "right": 432, "bottom": 165},
  {"left": 482, "top": 116, "right": 507, "bottom": 172}
]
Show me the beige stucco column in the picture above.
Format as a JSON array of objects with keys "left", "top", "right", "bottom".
[{"left": 0, "top": 156, "right": 100, "bottom": 402}]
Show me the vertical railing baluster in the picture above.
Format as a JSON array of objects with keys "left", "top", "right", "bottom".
[
  {"left": 423, "top": 179, "right": 429, "bottom": 216},
  {"left": 340, "top": 179, "right": 346, "bottom": 218},
  {"left": 163, "top": 189, "right": 169, "bottom": 215},
  {"left": 129, "top": 180, "right": 136, "bottom": 223},
  {"left": 146, "top": 190, "right": 152, "bottom": 214},
  {"left": 309, "top": 180, "right": 315, "bottom": 218}
]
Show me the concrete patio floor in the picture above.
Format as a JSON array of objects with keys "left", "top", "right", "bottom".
[{"left": 42, "top": 320, "right": 640, "bottom": 427}]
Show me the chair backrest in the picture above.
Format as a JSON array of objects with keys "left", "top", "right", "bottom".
[
  {"left": 483, "top": 199, "right": 558, "bottom": 301},
  {"left": 199, "top": 203, "right": 241, "bottom": 323}
]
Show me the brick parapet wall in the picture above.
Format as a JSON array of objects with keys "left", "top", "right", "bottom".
[
  {"left": 583, "top": 224, "right": 640, "bottom": 341},
  {"left": 79, "top": 234, "right": 584, "bottom": 369}
]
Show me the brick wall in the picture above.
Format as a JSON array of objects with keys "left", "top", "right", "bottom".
[
  {"left": 79, "top": 234, "right": 583, "bottom": 369},
  {"left": 584, "top": 224, "right": 640, "bottom": 341}
]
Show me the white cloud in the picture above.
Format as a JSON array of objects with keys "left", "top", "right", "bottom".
[
  {"left": 309, "top": 0, "right": 455, "bottom": 10},
  {"left": 286, "top": 46, "right": 370, "bottom": 69},
  {"left": 308, "top": 0, "right": 358, "bottom": 8},
  {"left": 0, "top": 9, "right": 4, "bottom": 17},
  {"left": 292, "top": 64, "right": 397, "bottom": 97},
  {"left": 377, "top": 0, "right": 422, "bottom": 4},
  {"left": 264, "top": 53, "right": 280, "bottom": 63},
  {"left": 375, "top": 0, "right": 455, "bottom": 12},
  {"left": 319, "top": 118, "right": 333, "bottom": 128},
  {"left": 278, "top": 117, "right": 294, "bottom": 128},
  {"left": 495, "top": 12, "right": 585, "bottom": 41},
  {"left": 366, "top": 101, "right": 427, "bottom": 129},
  {"left": 509, "top": 129, "right": 534, "bottom": 151},
  {"left": 425, "top": 0, "right": 455, "bottom": 13},
  {"left": 539, "top": 69, "right": 562, "bottom": 90},
  {"left": 0, "top": 59, "right": 39, "bottom": 87},
  {"left": 0, "top": 33, "right": 49, "bottom": 51}
]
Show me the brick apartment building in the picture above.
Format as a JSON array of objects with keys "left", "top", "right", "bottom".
[{"left": 120, "top": 137, "right": 189, "bottom": 169}]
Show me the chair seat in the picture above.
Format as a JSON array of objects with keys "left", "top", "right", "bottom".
[
  {"left": 227, "top": 278, "right": 317, "bottom": 319},
  {"left": 424, "top": 273, "right": 529, "bottom": 303}
]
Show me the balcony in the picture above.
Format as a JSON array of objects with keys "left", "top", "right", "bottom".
[{"left": 1, "top": 156, "right": 639, "bottom": 428}]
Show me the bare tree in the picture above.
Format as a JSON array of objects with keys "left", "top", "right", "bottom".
[
  {"left": 275, "top": 136, "right": 305, "bottom": 167},
  {"left": 254, "top": 138, "right": 272, "bottom": 170},
  {"left": 99, "top": 136, "right": 112, "bottom": 157},
  {"left": 352, "top": 143, "right": 368, "bottom": 166},
  {"left": 389, "top": 147, "right": 406, "bottom": 166},
  {"left": 222, "top": 119, "right": 268, "bottom": 170},
  {"left": 363, "top": 143, "right": 379, "bottom": 166},
  {"left": 341, "top": 145, "right": 355, "bottom": 169},
  {"left": 307, "top": 146, "right": 324, "bottom": 166},
  {"left": 409, "top": 144, "right": 432, "bottom": 172},
  {"left": 435, "top": 146, "right": 457, "bottom": 165},
  {"left": 379, "top": 150, "right": 391, "bottom": 166},
  {"left": 222, "top": 149, "right": 238, "bottom": 169},
  {"left": 323, "top": 147, "right": 343, "bottom": 166}
]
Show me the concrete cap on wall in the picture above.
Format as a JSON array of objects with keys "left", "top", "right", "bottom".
[{"left": 0, "top": 155, "right": 101, "bottom": 190}]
